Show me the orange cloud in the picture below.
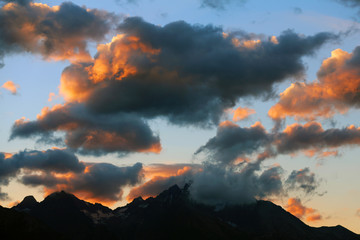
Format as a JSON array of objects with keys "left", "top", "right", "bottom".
[
  {"left": 0, "top": 1, "right": 114, "bottom": 64},
  {"left": 143, "top": 164, "right": 200, "bottom": 179},
  {"left": 269, "top": 48, "right": 360, "bottom": 120},
  {"left": 2, "top": 81, "right": 19, "bottom": 95},
  {"left": 59, "top": 34, "right": 160, "bottom": 102},
  {"left": 219, "top": 120, "right": 238, "bottom": 128},
  {"left": 286, "top": 198, "right": 322, "bottom": 222},
  {"left": 29, "top": 162, "right": 144, "bottom": 206},
  {"left": 127, "top": 165, "right": 200, "bottom": 202},
  {"left": 12, "top": 103, "right": 161, "bottom": 155},
  {"left": 232, "top": 107, "right": 256, "bottom": 121}
]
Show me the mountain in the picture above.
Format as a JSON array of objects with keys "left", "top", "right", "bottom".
[
  {"left": 0, "top": 205, "right": 62, "bottom": 240},
  {"left": 4, "top": 185, "right": 359, "bottom": 240}
]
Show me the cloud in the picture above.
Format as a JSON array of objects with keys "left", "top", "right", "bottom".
[
  {"left": 0, "top": 0, "right": 31, "bottom": 5},
  {"left": 269, "top": 47, "right": 360, "bottom": 121},
  {"left": 10, "top": 103, "right": 161, "bottom": 156},
  {"left": 276, "top": 122, "right": 360, "bottom": 155},
  {"left": 231, "top": 107, "right": 256, "bottom": 121},
  {"left": 0, "top": 149, "right": 85, "bottom": 198},
  {"left": 60, "top": 17, "right": 338, "bottom": 127},
  {"left": 285, "top": 168, "right": 320, "bottom": 195},
  {"left": 286, "top": 198, "right": 322, "bottom": 222},
  {"left": 8, "top": 16, "right": 338, "bottom": 157},
  {"left": 0, "top": 149, "right": 85, "bottom": 179},
  {"left": 0, "top": 0, "right": 117, "bottom": 67},
  {"left": 127, "top": 160, "right": 286, "bottom": 206},
  {"left": 189, "top": 162, "right": 284, "bottom": 205},
  {"left": 0, "top": 148, "right": 144, "bottom": 204},
  {"left": 1, "top": 81, "right": 19, "bottom": 94},
  {"left": 196, "top": 121, "right": 360, "bottom": 163},
  {"left": 195, "top": 121, "right": 270, "bottom": 164},
  {"left": 8, "top": 17, "right": 337, "bottom": 156},
  {"left": 127, "top": 164, "right": 199, "bottom": 201},
  {"left": 200, "top": 0, "right": 246, "bottom": 9},
  {"left": 21, "top": 162, "right": 144, "bottom": 204}
]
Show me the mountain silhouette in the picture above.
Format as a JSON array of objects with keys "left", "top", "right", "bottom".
[{"left": 1, "top": 185, "right": 358, "bottom": 240}]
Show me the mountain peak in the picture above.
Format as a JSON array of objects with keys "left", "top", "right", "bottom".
[
  {"left": 46, "top": 190, "right": 76, "bottom": 199},
  {"left": 13, "top": 195, "right": 38, "bottom": 211}
]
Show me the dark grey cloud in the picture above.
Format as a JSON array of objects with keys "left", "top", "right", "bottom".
[
  {"left": 0, "top": 0, "right": 31, "bottom": 5},
  {"left": 9, "top": 18, "right": 337, "bottom": 155},
  {"left": 285, "top": 168, "right": 319, "bottom": 195},
  {"left": 275, "top": 122, "right": 360, "bottom": 154},
  {"left": 0, "top": 149, "right": 144, "bottom": 203},
  {"left": 81, "top": 17, "right": 338, "bottom": 127},
  {"left": 0, "top": 0, "right": 117, "bottom": 67},
  {"left": 21, "top": 173, "right": 67, "bottom": 188},
  {"left": 21, "top": 162, "right": 144, "bottom": 202},
  {"left": 195, "top": 122, "right": 270, "bottom": 164},
  {"left": 0, "top": 149, "right": 84, "bottom": 177},
  {"left": 189, "top": 162, "right": 284, "bottom": 205},
  {"left": 0, "top": 149, "right": 84, "bottom": 198},
  {"left": 10, "top": 103, "right": 161, "bottom": 156},
  {"left": 196, "top": 121, "right": 360, "bottom": 164}
]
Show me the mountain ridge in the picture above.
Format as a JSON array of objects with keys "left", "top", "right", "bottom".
[{"left": 2, "top": 184, "right": 359, "bottom": 240}]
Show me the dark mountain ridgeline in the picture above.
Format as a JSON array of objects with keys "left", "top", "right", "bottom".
[{"left": 0, "top": 185, "right": 356, "bottom": 240}]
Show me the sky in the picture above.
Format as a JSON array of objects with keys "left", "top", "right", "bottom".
[{"left": 1, "top": 0, "right": 360, "bottom": 233}]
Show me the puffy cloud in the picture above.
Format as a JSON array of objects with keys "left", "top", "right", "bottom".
[
  {"left": 0, "top": 149, "right": 84, "bottom": 199},
  {"left": 0, "top": 149, "right": 84, "bottom": 179},
  {"left": 10, "top": 103, "right": 161, "bottom": 156},
  {"left": 196, "top": 121, "right": 360, "bottom": 163},
  {"left": 195, "top": 121, "right": 270, "bottom": 164},
  {"left": 60, "top": 17, "right": 337, "bottom": 127},
  {"left": 286, "top": 198, "right": 322, "bottom": 222},
  {"left": 276, "top": 122, "right": 360, "bottom": 155},
  {"left": 0, "top": 0, "right": 116, "bottom": 66},
  {"left": 9, "top": 17, "right": 337, "bottom": 156},
  {"left": 189, "top": 162, "right": 284, "bottom": 205},
  {"left": 9, "top": 16, "right": 338, "bottom": 156},
  {"left": 0, "top": 148, "right": 144, "bottom": 204},
  {"left": 269, "top": 47, "right": 360, "bottom": 121},
  {"left": 22, "top": 162, "right": 144, "bottom": 204},
  {"left": 1, "top": 81, "right": 19, "bottom": 94}
]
